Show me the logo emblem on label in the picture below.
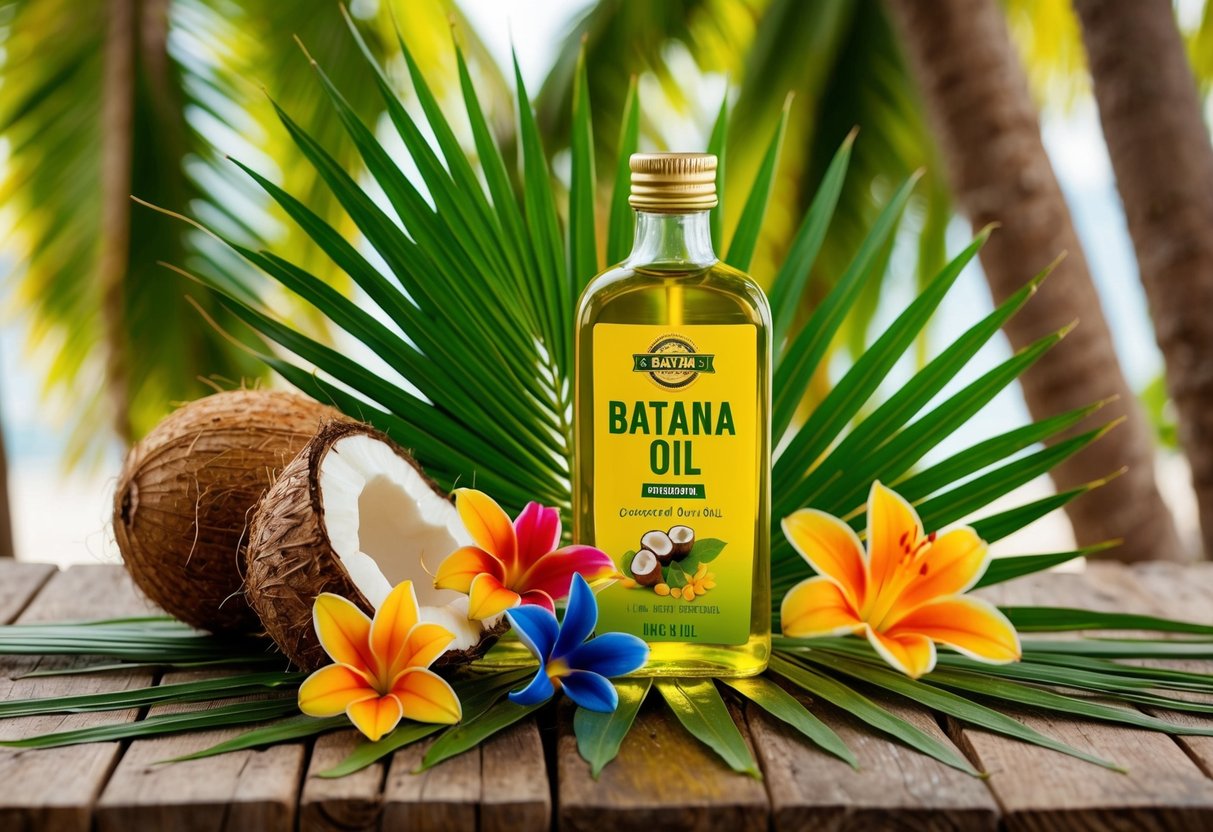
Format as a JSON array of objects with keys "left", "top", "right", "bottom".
[{"left": 632, "top": 334, "right": 715, "bottom": 390}]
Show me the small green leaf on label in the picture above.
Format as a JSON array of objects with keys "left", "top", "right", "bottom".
[
  {"left": 690, "top": 538, "right": 726, "bottom": 562},
  {"left": 620, "top": 550, "right": 637, "bottom": 579}
]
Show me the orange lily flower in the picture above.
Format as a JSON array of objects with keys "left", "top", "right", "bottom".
[
  {"left": 780, "top": 481, "right": 1021, "bottom": 678},
  {"left": 297, "top": 581, "right": 462, "bottom": 741},
  {"left": 433, "top": 489, "right": 614, "bottom": 620}
]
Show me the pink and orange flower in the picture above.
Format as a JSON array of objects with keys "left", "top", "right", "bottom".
[
  {"left": 297, "top": 581, "right": 462, "bottom": 742},
  {"left": 434, "top": 489, "right": 614, "bottom": 620},
  {"left": 780, "top": 482, "right": 1021, "bottom": 678}
]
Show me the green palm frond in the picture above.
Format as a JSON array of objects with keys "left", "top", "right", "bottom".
[
  {"left": 0, "top": 0, "right": 506, "bottom": 462},
  {"left": 0, "top": 0, "right": 266, "bottom": 460},
  {"left": 11, "top": 15, "right": 1213, "bottom": 782}
]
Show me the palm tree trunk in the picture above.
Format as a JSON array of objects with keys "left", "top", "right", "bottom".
[
  {"left": 100, "top": 0, "right": 135, "bottom": 445},
  {"left": 0, "top": 419, "right": 13, "bottom": 558},
  {"left": 885, "top": 0, "right": 1184, "bottom": 562},
  {"left": 1073, "top": 0, "right": 1213, "bottom": 558}
]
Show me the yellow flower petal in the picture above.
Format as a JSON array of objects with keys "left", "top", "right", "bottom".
[
  {"left": 467, "top": 572, "right": 521, "bottom": 620},
  {"left": 455, "top": 488, "right": 517, "bottom": 570},
  {"left": 313, "top": 593, "right": 376, "bottom": 673},
  {"left": 391, "top": 667, "right": 462, "bottom": 724},
  {"left": 866, "top": 481, "right": 925, "bottom": 596},
  {"left": 780, "top": 576, "right": 863, "bottom": 638},
  {"left": 298, "top": 664, "right": 376, "bottom": 717},
  {"left": 895, "top": 527, "right": 989, "bottom": 614},
  {"left": 887, "top": 596, "right": 1022, "bottom": 665},
  {"left": 397, "top": 622, "right": 455, "bottom": 672},
  {"left": 370, "top": 581, "right": 421, "bottom": 674},
  {"left": 781, "top": 509, "right": 868, "bottom": 607},
  {"left": 434, "top": 546, "right": 506, "bottom": 594},
  {"left": 346, "top": 695, "right": 404, "bottom": 742},
  {"left": 865, "top": 627, "right": 937, "bottom": 678}
]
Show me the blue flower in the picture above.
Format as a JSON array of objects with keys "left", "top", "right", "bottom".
[{"left": 504, "top": 573, "right": 649, "bottom": 712}]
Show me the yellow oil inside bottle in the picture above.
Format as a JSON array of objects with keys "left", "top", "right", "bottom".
[{"left": 573, "top": 154, "right": 771, "bottom": 677}]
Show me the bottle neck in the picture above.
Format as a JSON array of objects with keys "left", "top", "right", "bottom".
[{"left": 626, "top": 210, "right": 717, "bottom": 268}]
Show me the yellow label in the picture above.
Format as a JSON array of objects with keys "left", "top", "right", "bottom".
[{"left": 592, "top": 323, "right": 758, "bottom": 644}]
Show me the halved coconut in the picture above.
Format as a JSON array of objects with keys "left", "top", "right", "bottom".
[
  {"left": 244, "top": 421, "right": 501, "bottom": 671},
  {"left": 669, "top": 525, "right": 695, "bottom": 560},
  {"left": 113, "top": 389, "right": 346, "bottom": 634},
  {"left": 641, "top": 529, "right": 675, "bottom": 566},
  {"left": 630, "top": 549, "right": 662, "bottom": 586}
]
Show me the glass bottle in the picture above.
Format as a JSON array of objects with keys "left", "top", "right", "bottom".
[{"left": 574, "top": 153, "right": 771, "bottom": 677}]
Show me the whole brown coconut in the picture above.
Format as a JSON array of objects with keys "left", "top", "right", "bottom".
[
  {"left": 113, "top": 389, "right": 346, "bottom": 633},
  {"left": 245, "top": 421, "right": 503, "bottom": 671}
]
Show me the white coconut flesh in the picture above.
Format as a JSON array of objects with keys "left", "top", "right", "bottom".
[{"left": 316, "top": 433, "right": 487, "bottom": 652}]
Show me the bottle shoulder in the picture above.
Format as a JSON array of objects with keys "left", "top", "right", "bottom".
[{"left": 576, "top": 259, "right": 771, "bottom": 329}]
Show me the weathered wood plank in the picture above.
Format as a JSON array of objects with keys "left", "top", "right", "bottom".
[
  {"left": 382, "top": 735, "right": 479, "bottom": 831},
  {"left": 960, "top": 567, "right": 1213, "bottom": 830},
  {"left": 481, "top": 720, "right": 550, "bottom": 832},
  {"left": 299, "top": 731, "right": 384, "bottom": 832},
  {"left": 0, "top": 562, "right": 54, "bottom": 623},
  {"left": 1095, "top": 562, "right": 1213, "bottom": 780},
  {"left": 557, "top": 696, "right": 768, "bottom": 832},
  {"left": 0, "top": 565, "right": 159, "bottom": 832},
  {"left": 95, "top": 670, "right": 306, "bottom": 832},
  {"left": 749, "top": 692, "right": 997, "bottom": 832}
]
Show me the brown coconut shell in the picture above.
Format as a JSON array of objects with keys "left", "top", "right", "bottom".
[
  {"left": 244, "top": 421, "right": 504, "bottom": 671},
  {"left": 113, "top": 389, "right": 346, "bottom": 633}
]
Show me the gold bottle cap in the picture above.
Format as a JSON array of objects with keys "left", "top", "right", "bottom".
[{"left": 629, "top": 152, "right": 718, "bottom": 212}]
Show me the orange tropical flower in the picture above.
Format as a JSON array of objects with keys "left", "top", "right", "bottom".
[
  {"left": 780, "top": 481, "right": 1021, "bottom": 678},
  {"left": 297, "top": 581, "right": 462, "bottom": 741},
  {"left": 434, "top": 489, "right": 615, "bottom": 620}
]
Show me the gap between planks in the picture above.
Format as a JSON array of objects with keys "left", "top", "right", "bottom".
[
  {"left": 0, "top": 564, "right": 160, "bottom": 832},
  {"left": 299, "top": 719, "right": 550, "bottom": 832},
  {"left": 965, "top": 564, "right": 1213, "bottom": 831}
]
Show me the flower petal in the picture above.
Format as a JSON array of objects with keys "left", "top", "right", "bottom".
[
  {"left": 514, "top": 501, "right": 562, "bottom": 572},
  {"left": 455, "top": 488, "right": 517, "bottom": 571},
  {"left": 560, "top": 670, "right": 618, "bottom": 712},
  {"left": 886, "top": 596, "right": 1022, "bottom": 665},
  {"left": 866, "top": 481, "right": 925, "bottom": 596},
  {"left": 553, "top": 573, "right": 597, "bottom": 659},
  {"left": 779, "top": 576, "right": 863, "bottom": 638},
  {"left": 390, "top": 667, "right": 462, "bottom": 724},
  {"left": 865, "top": 627, "right": 937, "bottom": 679},
  {"left": 504, "top": 604, "right": 560, "bottom": 662},
  {"left": 467, "top": 573, "right": 522, "bottom": 620},
  {"left": 519, "top": 588, "right": 556, "bottom": 614},
  {"left": 566, "top": 632, "right": 649, "bottom": 677},
  {"left": 298, "top": 664, "right": 376, "bottom": 717},
  {"left": 346, "top": 694, "right": 403, "bottom": 742},
  {"left": 894, "top": 527, "right": 990, "bottom": 613},
  {"left": 517, "top": 546, "right": 615, "bottom": 602},
  {"left": 509, "top": 667, "right": 556, "bottom": 706},
  {"left": 434, "top": 546, "right": 506, "bottom": 594},
  {"left": 396, "top": 622, "right": 455, "bottom": 672},
  {"left": 370, "top": 581, "right": 420, "bottom": 674},
  {"left": 312, "top": 593, "right": 376, "bottom": 673},
  {"left": 781, "top": 509, "right": 868, "bottom": 606}
]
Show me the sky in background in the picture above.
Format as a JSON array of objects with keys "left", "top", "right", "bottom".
[{"left": 0, "top": 0, "right": 1189, "bottom": 564}]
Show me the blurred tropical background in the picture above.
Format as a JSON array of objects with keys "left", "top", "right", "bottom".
[{"left": 1, "top": 0, "right": 1211, "bottom": 565}]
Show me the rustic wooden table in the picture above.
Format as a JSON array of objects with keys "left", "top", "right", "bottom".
[{"left": 2, "top": 560, "right": 1213, "bottom": 831}]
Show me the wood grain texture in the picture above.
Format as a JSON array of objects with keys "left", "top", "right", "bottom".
[
  {"left": 383, "top": 735, "right": 479, "bottom": 832},
  {"left": 749, "top": 692, "right": 997, "bottom": 832},
  {"left": 0, "top": 562, "right": 54, "bottom": 623},
  {"left": 557, "top": 697, "right": 768, "bottom": 832},
  {"left": 1099, "top": 562, "right": 1213, "bottom": 780},
  {"left": 0, "top": 566, "right": 158, "bottom": 832},
  {"left": 95, "top": 670, "right": 305, "bottom": 832},
  {"left": 480, "top": 719, "right": 550, "bottom": 832},
  {"left": 299, "top": 731, "right": 384, "bottom": 832},
  {"left": 963, "top": 569, "right": 1213, "bottom": 830}
]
